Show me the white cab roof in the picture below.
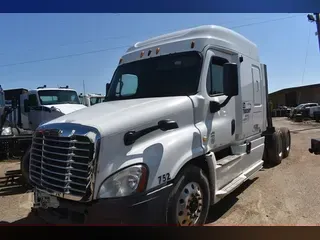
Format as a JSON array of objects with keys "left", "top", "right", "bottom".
[
  {"left": 123, "top": 25, "right": 259, "bottom": 63},
  {"left": 31, "top": 88, "right": 77, "bottom": 93},
  {"left": 86, "top": 94, "right": 105, "bottom": 97}
]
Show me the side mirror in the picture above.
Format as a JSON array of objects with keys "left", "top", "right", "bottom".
[
  {"left": 208, "top": 63, "right": 239, "bottom": 114},
  {"left": 106, "top": 83, "right": 111, "bottom": 96},
  {"left": 223, "top": 63, "right": 239, "bottom": 97},
  {"left": 24, "top": 99, "right": 30, "bottom": 112}
]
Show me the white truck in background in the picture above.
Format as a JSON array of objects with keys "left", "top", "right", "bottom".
[
  {"left": 1, "top": 85, "right": 86, "bottom": 159},
  {"left": 6, "top": 85, "right": 87, "bottom": 131},
  {"left": 24, "top": 25, "right": 291, "bottom": 225},
  {"left": 79, "top": 93, "right": 105, "bottom": 107}
]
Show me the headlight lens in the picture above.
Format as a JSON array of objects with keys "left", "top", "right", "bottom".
[
  {"left": 1, "top": 127, "right": 12, "bottom": 136},
  {"left": 98, "top": 164, "right": 148, "bottom": 198}
]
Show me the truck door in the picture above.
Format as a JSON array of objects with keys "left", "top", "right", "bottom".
[
  {"left": 204, "top": 49, "right": 237, "bottom": 151},
  {"left": 202, "top": 49, "right": 239, "bottom": 189},
  {"left": 20, "top": 93, "right": 30, "bottom": 129},
  {"left": 251, "top": 64, "right": 263, "bottom": 135},
  {"left": 28, "top": 93, "right": 42, "bottom": 131}
]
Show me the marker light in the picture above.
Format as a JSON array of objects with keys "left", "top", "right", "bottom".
[
  {"left": 191, "top": 41, "right": 195, "bottom": 49},
  {"left": 140, "top": 51, "right": 144, "bottom": 58},
  {"left": 156, "top": 48, "right": 160, "bottom": 54}
]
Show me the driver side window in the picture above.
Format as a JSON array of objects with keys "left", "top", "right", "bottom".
[
  {"left": 29, "top": 94, "right": 38, "bottom": 107},
  {"left": 115, "top": 74, "right": 138, "bottom": 97},
  {"left": 206, "top": 56, "right": 228, "bottom": 96}
]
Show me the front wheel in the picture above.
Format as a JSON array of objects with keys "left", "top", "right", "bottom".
[{"left": 166, "top": 165, "right": 210, "bottom": 226}]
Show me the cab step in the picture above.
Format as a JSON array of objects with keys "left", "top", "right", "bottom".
[
  {"left": 216, "top": 154, "right": 242, "bottom": 168},
  {"left": 215, "top": 160, "right": 263, "bottom": 200}
]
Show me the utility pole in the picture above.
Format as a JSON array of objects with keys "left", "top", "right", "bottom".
[
  {"left": 307, "top": 13, "right": 320, "bottom": 52},
  {"left": 83, "top": 80, "right": 86, "bottom": 95},
  {"left": 316, "top": 13, "right": 320, "bottom": 52}
]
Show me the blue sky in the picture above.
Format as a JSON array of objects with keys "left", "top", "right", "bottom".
[{"left": 0, "top": 13, "right": 319, "bottom": 94}]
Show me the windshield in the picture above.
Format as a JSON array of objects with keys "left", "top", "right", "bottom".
[
  {"left": 106, "top": 51, "right": 202, "bottom": 101},
  {"left": 38, "top": 90, "right": 80, "bottom": 105},
  {"left": 90, "top": 97, "right": 104, "bottom": 106}
]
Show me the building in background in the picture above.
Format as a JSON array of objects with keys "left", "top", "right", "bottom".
[{"left": 269, "top": 83, "right": 320, "bottom": 108}]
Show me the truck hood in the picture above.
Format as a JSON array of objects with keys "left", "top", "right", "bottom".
[
  {"left": 43, "top": 104, "right": 87, "bottom": 115},
  {"left": 42, "top": 96, "right": 193, "bottom": 136}
]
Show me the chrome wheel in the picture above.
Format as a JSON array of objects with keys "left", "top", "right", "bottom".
[{"left": 176, "top": 182, "right": 203, "bottom": 226}]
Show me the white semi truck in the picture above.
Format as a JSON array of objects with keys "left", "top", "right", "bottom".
[
  {"left": 24, "top": 25, "right": 291, "bottom": 225},
  {"left": 79, "top": 93, "right": 105, "bottom": 107},
  {"left": 6, "top": 85, "right": 87, "bottom": 131},
  {"left": 1, "top": 85, "right": 86, "bottom": 160}
]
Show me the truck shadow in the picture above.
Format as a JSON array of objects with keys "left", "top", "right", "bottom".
[
  {"left": 205, "top": 177, "right": 258, "bottom": 224},
  {"left": 0, "top": 176, "right": 31, "bottom": 197},
  {"left": 262, "top": 162, "right": 277, "bottom": 170},
  {"left": 12, "top": 212, "right": 46, "bottom": 224}
]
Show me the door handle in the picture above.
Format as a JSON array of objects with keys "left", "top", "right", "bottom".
[{"left": 231, "top": 119, "right": 235, "bottom": 136}]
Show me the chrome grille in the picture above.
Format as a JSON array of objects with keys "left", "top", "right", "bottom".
[{"left": 29, "top": 130, "right": 95, "bottom": 199}]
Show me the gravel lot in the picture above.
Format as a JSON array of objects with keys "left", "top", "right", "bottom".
[{"left": 0, "top": 117, "right": 320, "bottom": 225}]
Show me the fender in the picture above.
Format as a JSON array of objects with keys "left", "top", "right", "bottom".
[
  {"left": 94, "top": 124, "right": 206, "bottom": 195},
  {"left": 205, "top": 152, "right": 218, "bottom": 205}
]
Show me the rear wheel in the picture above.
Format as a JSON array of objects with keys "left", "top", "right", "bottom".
[
  {"left": 267, "top": 129, "right": 283, "bottom": 166},
  {"left": 166, "top": 165, "right": 210, "bottom": 226},
  {"left": 279, "top": 127, "right": 291, "bottom": 159}
]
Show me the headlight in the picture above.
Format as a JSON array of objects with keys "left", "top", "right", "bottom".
[
  {"left": 1, "top": 127, "right": 12, "bottom": 136},
  {"left": 97, "top": 164, "right": 148, "bottom": 199}
]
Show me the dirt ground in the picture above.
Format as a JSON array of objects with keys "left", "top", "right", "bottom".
[{"left": 0, "top": 117, "right": 320, "bottom": 225}]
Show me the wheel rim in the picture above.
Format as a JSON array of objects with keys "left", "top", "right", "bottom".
[{"left": 176, "top": 182, "right": 203, "bottom": 226}]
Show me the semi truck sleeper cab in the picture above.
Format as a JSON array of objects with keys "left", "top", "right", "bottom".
[{"left": 23, "top": 25, "right": 291, "bottom": 225}]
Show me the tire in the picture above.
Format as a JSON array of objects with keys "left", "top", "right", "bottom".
[
  {"left": 20, "top": 147, "right": 31, "bottom": 186},
  {"left": 262, "top": 145, "right": 268, "bottom": 163},
  {"left": 267, "top": 130, "right": 283, "bottom": 166},
  {"left": 166, "top": 165, "right": 210, "bottom": 226},
  {"left": 279, "top": 127, "right": 291, "bottom": 159}
]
